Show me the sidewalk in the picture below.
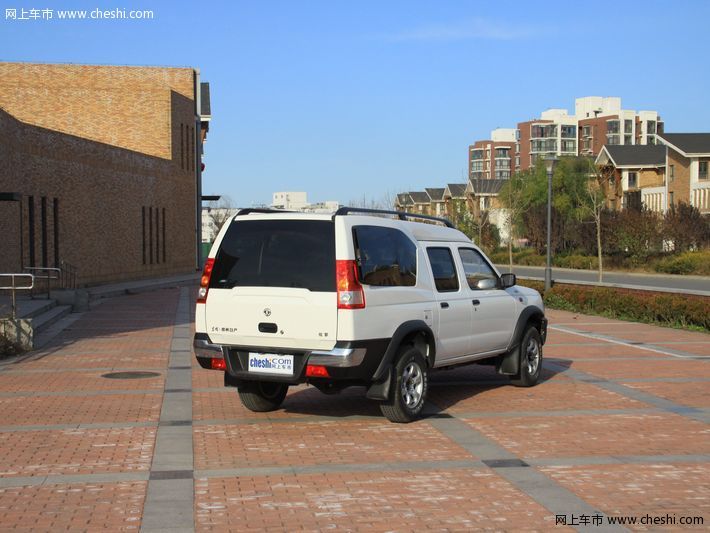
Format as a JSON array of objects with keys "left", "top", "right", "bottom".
[{"left": 0, "top": 288, "right": 707, "bottom": 530}]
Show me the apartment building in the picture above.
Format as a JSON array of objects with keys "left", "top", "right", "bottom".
[
  {"left": 468, "top": 128, "right": 516, "bottom": 180},
  {"left": 468, "top": 97, "right": 663, "bottom": 175},
  {"left": 518, "top": 97, "right": 662, "bottom": 171},
  {"left": 658, "top": 133, "right": 710, "bottom": 213},
  {"left": 0, "top": 62, "right": 211, "bottom": 285}
]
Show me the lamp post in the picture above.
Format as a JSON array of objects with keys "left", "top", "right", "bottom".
[{"left": 543, "top": 155, "right": 558, "bottom": 291}]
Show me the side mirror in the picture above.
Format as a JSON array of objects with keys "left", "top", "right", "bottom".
[
  {"left": 476, "top": 278, "right": 497, "bottom": 290},
  {"left": 500, "top": 273, "right": 516, "bottom": 289}
]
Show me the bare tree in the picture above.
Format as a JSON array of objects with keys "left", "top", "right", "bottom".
[
  {"left": 205, "top": 195, "right": 238, "bottom": 240},
  {"left": 581, "top": 162, "right": 611, "bottom": 282}
]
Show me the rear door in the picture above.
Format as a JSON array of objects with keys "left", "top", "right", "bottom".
[
  {"left": 425, "top": 245, "right": 472, "bottom": 362},
  {"left": 206, "top": 218, "right": 337, "bottom": 351}
]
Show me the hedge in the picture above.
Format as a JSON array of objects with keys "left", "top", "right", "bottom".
[{"left": 519, "top": 279, "right": 710, "bottom": 331}]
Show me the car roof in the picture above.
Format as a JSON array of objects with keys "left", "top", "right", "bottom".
[{"left": 230, "top": 210, "right": 471, "bottom": 243}]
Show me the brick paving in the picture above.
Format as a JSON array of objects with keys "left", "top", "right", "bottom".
[{"left": 0, "top": 292, "right": 708, "bottom": 531}]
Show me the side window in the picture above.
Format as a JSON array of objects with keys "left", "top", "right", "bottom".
[
  {"left": 426, "top": 247, "right": 459, "bottom": 292},
  {"left": 458, "top": 248, "right": 498, "bottom": 290},
  {"left": 353, "top": 226, "right": 417, "bottom": 287}
]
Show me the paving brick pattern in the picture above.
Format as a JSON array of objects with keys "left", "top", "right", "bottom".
[
  {"left": 194, "top": 420, "right": 472, "bottom": 470},
  {"left": 0, "top": 293, "right": 708, "bottom": 531},
  {"left": 0, "top": 481, "right": 146, "bottom": 530},
  {"left": 194, "top": 470, "right": 561, "bottom": 532},
  {"left": 541, "top": 463, "right": 710, "bottom": 530},
  {"left": 0, "top": 427, "right": 156, "bottom": 477}
]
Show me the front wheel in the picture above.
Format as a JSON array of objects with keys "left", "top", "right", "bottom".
[
  {"left": 380, "top": 347, "right": 428, "bottom": 423},
  {"left": 238, "top": 381, "right": 288, "bottom": 412},
  {"left": 510, "top": 326, "right": 543, "bottom": 387}
]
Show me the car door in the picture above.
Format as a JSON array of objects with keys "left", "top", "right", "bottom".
[
  {"left": 457, "top": 247, "right": 516, "bottom": 354},
  {"left": 425, "top": 246, "right": 472, "bottom": 363}
]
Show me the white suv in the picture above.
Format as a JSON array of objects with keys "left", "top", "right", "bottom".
[{"left": 194, "top": 208, "right": 547, "bottom": 422}]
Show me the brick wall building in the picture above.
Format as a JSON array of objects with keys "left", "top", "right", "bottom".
[{"left": 0, "top": 62, "right": 211, "bottom": 285}]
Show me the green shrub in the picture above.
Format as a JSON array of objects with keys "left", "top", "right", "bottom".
[
  {"left": 555, "top": 254, "right": 599, "bottom": 270},
  {"left": 518, "top": 279, "right": 710, "bottom": 331},
  {"left": 654, "top": 250, "right": 710, "bottom": 276}
]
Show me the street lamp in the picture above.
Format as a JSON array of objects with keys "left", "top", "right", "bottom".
[{"left": 543, "top": 155, "right": 558, "bottom": 291}]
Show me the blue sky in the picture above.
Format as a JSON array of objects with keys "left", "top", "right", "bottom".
[{"left": 1, "top": 0, "right": 709, "bottom": 206}]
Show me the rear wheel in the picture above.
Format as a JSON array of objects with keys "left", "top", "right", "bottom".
[
  {"left": 380, "top": 347, "right": 428, "bottom": 423},
  {"left": 510, "top": 326, "right": 542, "bottom": 387},
  {"left": 238, "top": 381, "right": 288, "bottom": 412}
]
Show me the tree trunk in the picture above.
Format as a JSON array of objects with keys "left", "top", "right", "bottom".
[
  {"left": 596, "top": 211, "right": 603, "bottom": 283},
  {"left": 508, "top": 233, "right": 513, "bottom": 273}
]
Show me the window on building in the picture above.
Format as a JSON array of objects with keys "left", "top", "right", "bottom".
[
  {"left": 515, "top": 156, "right": 520, "bottom": 167},
  {"left": 607, "top": 120, "right": 620, "bottom": 134},
  {"left": 670, "top": 165, "right": 675, "bottom": 182},
  {"left": 624, "top": 135, "right": 633, "bottom": 145},
  {"left": 495, "top": 148, "right": 509, "bottom": 158},
  {"left": 699, "top": 161, "right": 708, "bottom": 180},
  {"left": 669, "top": 191, "right": 674, "bottom": 206},
  {"left": 561, "top": 140, "right": 576, "bottom": 153},
  {"left": 561, "top": 125, "right": 576, "bottom": 138},
  {"left": 628, "top": 172, "right": 638, "bottom": 189},
  {"left": 458, "top": 248, "right": 497, "bottom": 290},
  {"left": 607, "top": 134, "right": 620, "bottom": 145},
  {"left": 647, "top": 121, "right": 657, "bottom": 134},
  {"left": 354, "top": 226, "right": 417, "bottom": 287},
  {"left": 624, "top": 119, "right": 633, "bottom": 134}
]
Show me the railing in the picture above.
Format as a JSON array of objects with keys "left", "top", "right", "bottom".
[
  {"left": 23, "top": 267, "right": 61, "bottom": 300},
  {"left": 0, "top": 273, "right": 34, "bottom": 320},
  {"left": 59, "top": 260, "right": 78, "bottom": 289}
]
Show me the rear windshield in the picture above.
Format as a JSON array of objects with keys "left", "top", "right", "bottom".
[{"left": 210, "top": 219, "right": 335, "bottom": 292}]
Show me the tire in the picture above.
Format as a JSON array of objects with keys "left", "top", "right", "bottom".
[
  {"left": 380, "top": 347, "right": 428, "bottom": 423},
  {"left": 238, "top": 380, "right": 288, "bottom": 412},
  {"left": 510, "top": 326, "right": 543, "bottom": 387}
]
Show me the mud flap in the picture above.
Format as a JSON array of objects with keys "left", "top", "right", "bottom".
[
  {"left": 497, "top": 345, "right": 520, "bottom": 376},
  {"left": 366, "top": 366, "right": 392, "bottom": 400}
]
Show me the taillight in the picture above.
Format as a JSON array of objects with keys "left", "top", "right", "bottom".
[
  {"left": 306, "top": 364, "right": 330, "bottom": 378},
  {"left": 336, "top": 259, "right": 365, "bottom": 309},
  {"left": 197, "top": 258, "right": 215, "bottom": 304},
  {"left": 211, "top": 358, "right": 226, "bottom": 371}
]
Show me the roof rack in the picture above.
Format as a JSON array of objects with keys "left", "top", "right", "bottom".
[
  {"left": 334, "top": 207, "right": 454, "bottom": 228},
  {"left": 235, "top": 208, "right": 295, "bottom": 217}
]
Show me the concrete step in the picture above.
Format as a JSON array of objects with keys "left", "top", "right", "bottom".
[
  {"left": 29, "top": 304, "right": 72, "bottom": 334},
  {"left": 0, "top": 298, "right": 56, "bottom": 320}
]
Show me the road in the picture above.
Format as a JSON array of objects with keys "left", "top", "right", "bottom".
[{"left": 495, "top": 264, "right": 710, "bottom": 295}]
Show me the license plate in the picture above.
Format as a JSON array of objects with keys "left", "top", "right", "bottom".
[{"left": 247, "top": 353, "right": 294, "bottom": 375}]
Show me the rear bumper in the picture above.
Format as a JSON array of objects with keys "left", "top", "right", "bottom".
[{"left": 193, "top": 333, "right": 388, "bottom": 384}]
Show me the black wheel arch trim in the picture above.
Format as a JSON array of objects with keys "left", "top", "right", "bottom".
[
  {"left": 499, "top": 306, "right": 546, "bottom": 375},
  {"left": 371, "top": 320, "right": 436, "bottom": 383}
]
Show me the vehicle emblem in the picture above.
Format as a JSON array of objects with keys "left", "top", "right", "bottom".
[{"left": 263, "top": 308, "right": 272, "bottom": 317}]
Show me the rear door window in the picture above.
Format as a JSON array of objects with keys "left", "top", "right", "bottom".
[
  {"left": 426, "top": 247, "right": 459, "bottom": 292},
  {"left": 353, "top": 225, "right": 417, "bottom": 286},
  {"left": 210, "top": 219, "right": 335, "bottom": 291}
]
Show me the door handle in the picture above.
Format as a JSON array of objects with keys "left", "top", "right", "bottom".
[
  {"left": 472, "top": 299, "right": 480, "bottom": 306},
  {"left": 440, "top": 302, "right": 449, "bottom": 309}
]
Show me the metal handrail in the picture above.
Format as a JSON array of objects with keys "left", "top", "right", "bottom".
[
  {"left": 0, "top": 273, "right": 34, "bottom": 320},
  {"left": 23, "top": 267, "right": 60, "bottom": 300},
  {"left": 59, "top": 260, "right": 78, "bottom": 289}
]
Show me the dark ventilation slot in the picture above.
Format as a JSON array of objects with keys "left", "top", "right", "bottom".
[{"left": 258, "top": 322, "right": 278, "bottom": 334}]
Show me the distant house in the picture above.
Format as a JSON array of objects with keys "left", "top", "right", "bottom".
[
  {"left": 465, "top": 178, "right": 510, "bottom": 241},
  {"left": 394, "top": 192, "right": 414, "bottom": 211},
  {"left": 408, "top": 191, "right": 432, "bottom": 215},
  {"left": 443, "top": 183, "right": 467, "bottom": 217},
  {"left": 596, "top": 145, "right": 666, "bottom": 212},
  {"left": 657, "top": 133, "right": 710, "bottom": 213},
  {"left": 425, "top": 188, "right": 446, "bottom": 217}
]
